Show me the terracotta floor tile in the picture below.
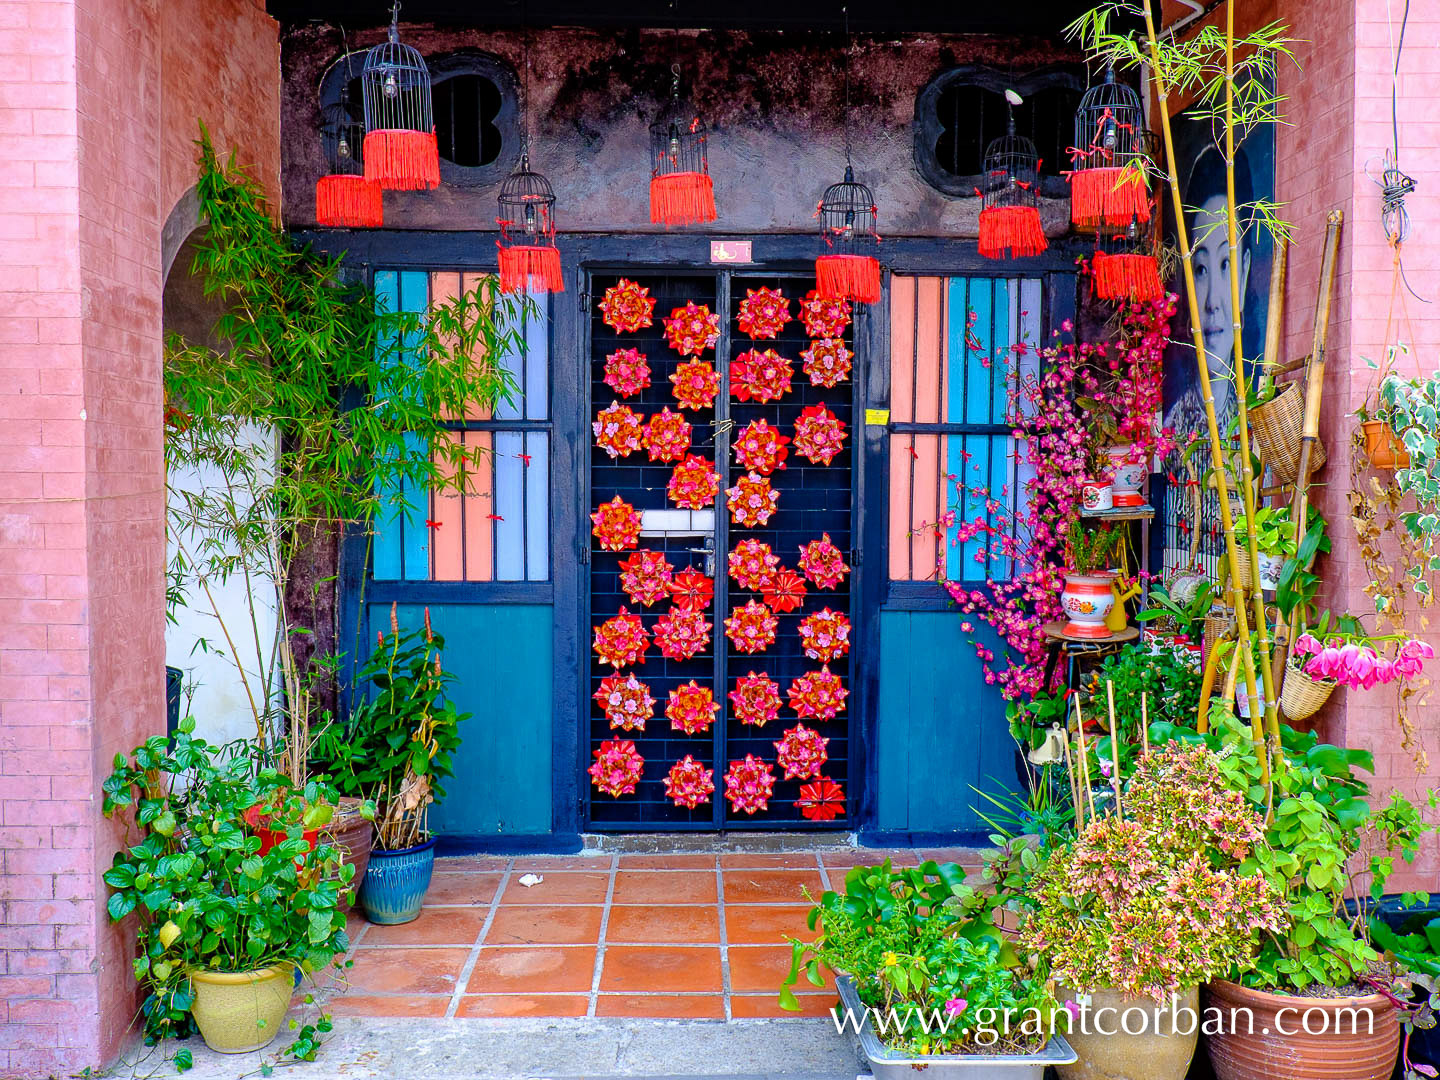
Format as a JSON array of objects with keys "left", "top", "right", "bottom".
[
  {"left": 595, "top": 993, "right": 725, "bottom": 1018},
  {"left": 728, "top": 944, "right": 833, "bottom": 993},
  {"left": 722, "top": 869, "right": 824, "bottom": 905},
  {"left": 611, "top": 870, "right": 717, "bottom": 906},
  {"left": 497, "top": 871, "right": 611, "bottom": 905},
  {"left": 607, "top": 905, "right": 721, "bottom": 944},
  {"left": 426, "top": 872, "right": 503, "bottom": 905},
  {"left": 465, "top": 946, "right": 597, "bottom": 994},
  {"left": 346, "top": 948, "right": 470, "bottom": 995},
  {"left": 326, "top": 994, "right": 451, "bottom": 1018},
  {"left": 719, "top": 853, "right": 822, "bottom": 869},
  {"left": 436, "top": 855, "right": 511, "bottom": 872},
  {"left": 512, "top": 855, "right": 615, "bottom": 871},
  {"left": 723, "top": 904, "right": 815, "bottom": 945},
  {"left": 599, "top": 945, "right": 723, "bottom": 993},
  {"left": 455, "top": 994, "right": 590, "bottom": 1018},
  {"left": 484, "top": 905, "right": 603, "bottom": 946},
  {"left": 820, "top": 848, "right": 922, "bottom": 868},
  {"left": 360, "top": 906, "right": 488, "bottom": 947},
  {"left": 344, "top": 911, "right": 370, "bottom": 942},
  {"left": 923, "top": 847, "right": 988, "bottom": 868},
  {"left": 617, "top": 854, "right": 717, "bottom": 870},
  {"left": 731, "top": 992, "right": 839, "bottom": 1018}
]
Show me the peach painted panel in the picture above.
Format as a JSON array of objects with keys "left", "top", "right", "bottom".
[
  {"left": 431, "top": 431, "right": 465, "bottom": 580},
  {"left": 463, "top": 272, "right": 495, "bottom": 421},
  {"left": 890, "top": 275, "right": 916, "bottom": 423},
  {"left": 888, "top": 433, "right": 914, "bottom": 580},
  {"left": 913, "top": 278, "right": 943, "bottom": 424},
  {"left": 910, "top": 434, "right": 940, "bottom": 581},
  {"left": 429, "top": 272, "right": 462, "bottom": 422},
  {"left": 464, "top": 429, "right": 495, "bottom": 581}
]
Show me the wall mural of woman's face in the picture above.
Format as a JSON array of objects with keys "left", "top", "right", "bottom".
[{"left": 1191, "top": 194, "right": 1251, "bottom": 385}]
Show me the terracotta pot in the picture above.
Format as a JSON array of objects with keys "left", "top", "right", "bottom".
[
  {"left": 189, "top": 965, "right": 293, "bottom": 1054},
  {"left": 1058, "top": 985, "right": 1199, "bottom": 1080},
  {"left": 323, "top": 797, "right": 374, "bottom": 913},
  {"left": 1362, "top": 419, "right": 1410, "bottom": 469},
  {"left": 1082, "top": 480, "right": 1114, "bottom": 512},
  {"left": 1061, "top": 574, "right": 1117, "bottom": 638},
  {"left": 1204, "top": 979, "right": 1400, "bottom": 1080}
]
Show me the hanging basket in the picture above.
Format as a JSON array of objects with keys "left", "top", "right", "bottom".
[
  {"left": 363, "top": 129, "right": 441, "bottom": 191},
  {"left": 650, "top": 172, "right": 716, "bottom": 227},
  {"left": 315, "top": 174, "right": 384, "bottom": 228},
  {"left": 1279, "top": 654, "right": 1337, "bottom": 722},
  {"left": 498, "top": 244, "right": 563, "bottom": 294},
  {"left": 1070, "top": 167, "right": 1151, "bottom": 229},
  {"left": 1092, "top": 251, "right": 1162, "bottom": 303},
  {"left": 978, "top": 206, "right": 1047, "bottom": 259},
  {"left": 1250, "top": 382, "right": 1327, "bottom": 484},
  {"left": 1361, "top": 418, "right": 1410, "bottom": 469},
  {"left": 816, "top": 254, "right": 881, "bottom": 304}
]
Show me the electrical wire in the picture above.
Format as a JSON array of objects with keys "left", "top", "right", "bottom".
[{"left": 1377, "top": 0, "right": 1427, "bottom": 301}]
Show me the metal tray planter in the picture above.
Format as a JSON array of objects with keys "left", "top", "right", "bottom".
[{"left": 836, "top": 976, "right": 1077, "bottom": 1080}]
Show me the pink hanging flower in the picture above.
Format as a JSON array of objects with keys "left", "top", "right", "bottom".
[
  {"left": 1293, "top": 633, "right": 1322, "bottom": 656},
  {"left": 589, "top": 738, "right": 645, "bottom": 797},
  {"left": 643, "top": 406, "right": 693, "bottom": 462},
  {"left": 797, "top": 534, "right": 851, "bottom": 589},
  {"left": 670, "top": 359, "right": 722, "bottom": 411},
  {"left": 731, "top": 348, "right": 794, "bottom": 404},
  {"left": 727, "top": 472, "right": 779, "bottom": 527},
  {"left": 789, "top": 666, "right": 848, "bottom": 720},
  {"left": 602, "top": 347, "right": 652, "bottom": 397},
  {"left": 728, "top": 538, "right": 781, "bottom": 592},
  {"left": 599, "top": 278, "right": 656, "bottom": 333},
  {"left": 800, "top": 338, "right": 853, "bottom": 388},
  {"left": 591, "top": 496, "right": 643, "bottom": 551},
  {"left": 736, "top": 286, "right": 792, "bottom": 339},
  {"left": 792, "top": 404, "right": 848, "bottom": 465},
  {"left": 663, "top": 302, "right": 721, "bottom": 357},
  {"left": 593, "top": 673, "right": 655, "bottom": 732},
  {"left": 667, "top": 567, "right": 715, "bottom": 611},
  {"left": 763, "top": 568, "right": 808, "bottom": 613},
  {"left": 723, "top": 755, "right": 776, "bottom": 815},
  {"left": 774, "top": 723, "right": 829, "bottom": 780},
  {"left": 799, "top": 608, "right": 851, "bottom": 663},
  {"left": 667, "top": 454, "right": 721, "bottom": 509},
  {"left": 665, "top": 755, "right": 715, "bottom": 809},
  {"left": 799, "top": 289, "right": 852, "bottom": 338},
  {"left": 618, "top": 549, "right": 675, "bottom": 608},
  {"left": 653, "top": 607, "right": 712, "bottom": 661},
  {"left": 725, "top": 600, "right": 779, "bottom": 654},
  {"left": 730, "top": 671, "right": 782, "bottom": 727},
  {"left": 733, "top": 419, "right": 790, "bottom": 475},
  {"left": 667, "top": 680, "right": 720, "bottom": 735},
  {"left": 592, "top": 608, "right": 649, "bottom": 670},
  {"left": 796, "top": 777, "right": 845, "bottom": 821},
  {"left": 594, "top": 402, "right": 644, "bottom": 458}
]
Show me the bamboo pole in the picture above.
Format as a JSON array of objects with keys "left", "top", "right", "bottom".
[
  {"left": 1264, "top": 243, "right": 1291, "bottom": 697},
  {"left": 1197, "top": 637, "right": 1227, "bottom": 734},
  {"left": 1074, "top": 696, "right": 1098, "bottom": 821},
  {"left": 1140, "top": 692, "right": 1150, "bottom": 757},
  {"left": 1106, "top": 680, "right": 1124, "bottom": 818},
  {"left": 1140, "top": 0, "right": 1269, "bottom": 783},
  {"left": 1064, "top": 731, "right": 1084, "bottom": 832}
]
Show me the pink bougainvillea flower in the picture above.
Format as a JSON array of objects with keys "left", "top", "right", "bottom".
[
  {"left": 800, "top": 337, "right": 854, "bottom": 388},
  {"left": 725, "top": 600, "right": 780, "bottom": 655},
  {"left": 945, "top": 998, "right": 968, "bottom": 1018},
  {"left": 797, "top": 534, "right": 851, "bottom": 589},
  {"left": 727, "top": 538, "right": 781, "bottom": 592},
  {"left": 729, "top": 671, "right": 782, "bottom": 727},
  {"left": 653, "top": 606, "right": 712, "bottom": 661},
  {"left": 796, "top": 776, "right": 845, "bottom": 821},
  {"left": 602, "top": 347, "right": 652, "bottom": 397},
  {"left": 723, "top": 754, "right": 776, "bottom": 815},
  {"left": 591, "top": 496, "right": 643, "bottom": 551},
  {"left": 799, "top": 608, "right": 851, "bottom": 663},
  {"left": 593, "top": 401, "right": 645, "bottom": 459},
  {"left": 670, "top": 359, "right": 722, "bottom": 411},
  {"left": 763, "top": 568, "right": 808, "bottom": 613},
  {"left": 666, "top": 680, "right": 720, "bottom": 735},
  {"left": 593, "top": 673, "right": 655, "bottom": 732},
  {"left": 665, "top": 755, "right": 715, "bottom": 809},
  {"left": 774, "top": 723, "right": 829, "bottom": 780},
  {"left": 727, "top": 472, "right": 779, "bottom": 528},
  {"left": 667, "top": 567, "right": 715, "bottom": 611},
  {"left": 643, "top": 406, "right": 693, "bottom": 462},
  {"left": 792, "top": 404, "right": 848, "bottom": 465},
  {"left": 663, "top": 302, "right": 721, "bottom": 357},
  {"left": 789, "top": 666, "right": 848, "bottom": 720},
  {"left": 736, "top": 286, "right": 792, "bottom": 340},
  {"left": 599, "top": 278, "right": 656, "bottom": 333},
  {"left": 733, "top": 419, "right": 790, "bottom": 475},
  {"left": 799, "top": 289, "right": 852, "bottom": 338},
  {"left": 592, "top": 608, "right": 649, "bottom": 670},
  {"left": 731, "top": 348, "right": 794, "bottom": 404},
  {"left": 618, "top": 549, "right": 674, "bottom": 608},
  {"left": 667, "top": 454, "right": 721, "bottom": 509},
  {"left": 589, "top": 738, "right": 644, "bottom": 797}
]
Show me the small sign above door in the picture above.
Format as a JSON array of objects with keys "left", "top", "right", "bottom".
[{"left": 709, "top": 240, "right": 753, "bottom": 264}]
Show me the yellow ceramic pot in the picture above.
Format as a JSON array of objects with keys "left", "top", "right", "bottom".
[
  {"left": 189, "top": 965, "right": 294, "bottom": 1053},
  {"left": 1058, "top": 985, "right": 1200, "bottom": 1080}
]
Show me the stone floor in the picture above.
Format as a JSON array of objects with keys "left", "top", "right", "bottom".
[{"left": 321, "top": 847, "right": 984, "bottom": 1022}]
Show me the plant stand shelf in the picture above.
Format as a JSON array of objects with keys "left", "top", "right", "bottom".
[
  {"left": 1038, "top": 623, "right": 1140, "bottom": 696},
  {"left": 1080, "top": 503, "right": 1155, "bottom": 521}
]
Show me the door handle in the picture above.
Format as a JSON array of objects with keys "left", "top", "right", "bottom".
[{"left": 685, "top": 538, "right": 715, "bottom": 577}]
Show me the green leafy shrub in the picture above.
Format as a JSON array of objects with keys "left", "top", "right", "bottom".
[{"left": 1381, "top": 370, "right": 1440, "bottom": 552}]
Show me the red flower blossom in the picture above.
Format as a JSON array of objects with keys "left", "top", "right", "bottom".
[
  {"left": 724, "top": 600, "right": 779, "bottom": 655},
  {"left": 800, "top": 338, "right": 853, "bottom": 388},
  {"left": 796, "top": 777, "right": 845, "bottom": 821},
  {"left": 667, "top": 454, "right": 721, "bottom": 509},
  {"left": 667, "top": 680, "right": 720, "bottom": 735},
  {"left": 726, "top": 472, "right": 779, "bottom": 528},
  {"left": 762, "top": 568, "right": 808, "bottom": 613},
  {"left": 799, "top": 289, "right": 852, "bottom": 338},
  {"left": 798, "top": 608, "right": 851, "bottom": 663},
  {"left": 591, "top": 496, "right": 643, "bottom": 551},
  {"left": 723, "top": 754, "right": 776, "bottom": 815},
  {"left": 592, "top": 608, "right": 649, "bottom": 670},
  {"left": 603, "top": 347, "right": 651, "bottom": 397},
  {"left": 589, "top": 738, "right": 644, "bottom": 797},
  {"left": 788, "top": 666, "right": 848, "bottom": 720},
  {"left": 729, "top": 671, "right": 782, "bottom": 727},
  {"left": 663, "top": 302, "right": 721, "bottom": 357},
  {"left": 667, "top": 567, "right": 715, "bottom": 611},
  {"left": 593, "top": 402, "right": 644, "bottom": 458},
  {"left": 736, "top": 286, "right": 792, "bottom": 339},
  {"left": 792, "top": 404, "right": 848, "bottom": 465},
  {"left": 732, "top": 419, "right": 790, "bottom": 475},
  {"left": 593, "top": 673, "right": 655, "bottom": 731},
  {"left": 653, "top": 607, "right": 712, "bottom": 661},
  {"left": 643, "top": 407, "right": 692, "bottom": 462},
  {"left": 618, "top": 549, "right": 674, "bottom": 607},
  {"left": 599, "top": 278, "right": 656, "bottom": 333},
  {"left": 731, "top": 348, "right": 794, "bottom": 404},
  {"left": 665, "top": 755, "right": 715, "bottom": 809},
  {"left": 670, "top": 359, "right": 722, "bottom": 411},
  {"left": 797, "top": 534, "right": 851, "bottom": 589},
  {"left": 774, "top": 723, "right": 829, "bottom": 780},
  {"left": 727, "top": 538, "right": 780, "bottom": 592}
]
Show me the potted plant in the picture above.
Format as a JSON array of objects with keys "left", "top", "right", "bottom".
[
  {"left": 1136, "top": 578, "right": 1214, "bottom": 655},
  {"left": 781, "top": 860, "right": 1075, "bottom": 1076},
  {"left": 1233, "top": 506, "right": 1297, "bottom": 591},
  {"left": 1356, "top": 348, "right": 1414, "bottom": 470},
  {"left": 312, "top": 606, "right": 468, "bottom": 925},
  {"left": 1104, "top": 444, "right": 1147, "bottom": 507},
  {"left": 1380, "top": 368, "right": 1440, "bottom": 539},
  {"left": 101, "top": 721, "right": 351, "bottom": 1065},
  {"left": 1021, "top": 743, "right": 1287, "bottom": 1080},
  {"left": 1060, "top": 524, "right": 1125, "bottom": 638}
]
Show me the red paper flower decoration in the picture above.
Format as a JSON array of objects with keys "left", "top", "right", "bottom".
[
  {"left": 763, "top": 568, "right": 808, "bottom": 613},
  {"left": 723, "top": 755, "right": 776, "bottom": 815},
  {"left": 727, "top": 538, "right": 780, "bottom": 592},
  {"left": 618, "top": 549, "right": 674, "bottom": 607},
  {"left": 667, "top": 454, "right": 721, "bottom": 509},
  {"left": 789, "top": 666, "right": 849, "bottom": 720},
  {"left": 800, "top": 338, "right": 854, "bottom": 388},
  {"left": 670, "top": 359, "right": 721, "bottom": 411},
  {"left": 643, "top": 407, "right": 692, "bottom": 462},
  {"left": 729, "top": 671, "right": 783, "bottom": 727},
  {"left": 667, "top": 680, "right": 720, "bottom": 735},
  {"left": 589, "top": 738, "right": 644, "bottom": 797},
  {"left": 599, "top": 278, "right": 656, "bottom": 334},
  {"left": 726, "top": 472, "right": 779, "bottom": 528},
  {"left": 796, "top": 777, "right": 845, "bottom": 821},
  {"left": 593, "top": 608, "right": 649, "bottom": 670},
  {"left": 732, "top": 419, "right": 790, "bottom": 475},
  {"left": 593, "top": 673, "right": 655, "bottom": 732},
  {"left": 775, "top": 723, "right": 829, "bottom": 780},
  {"left": 603, "top": 347, "right": 652, "bottom": 397},
  {"left": 736, "top": 286, "right": 792, "bottom": 339},
  {"left": 664, "top": 302, "right": 721, "bottom": 357},
  {"left": 591, "top": 496, "right": 643, "bottom": 551},
  {"left": 792, "top": 404, "right": 848, "bottom": 465},
  {"left": 653, "top": 607, "right": 712, "bottom": 661},
  {"left": 731, "top": 349, "right": 794, "bottom": 404},
  {"left": 594, "top": 402, "right": 644, "bottom": 459},
  {"left": 667, "top": 568, "right": 715, "bottom": 611},
  {"left": 725, "top": 600, "right": 779, "bottom": 654},
  {"left": 799, "top": 289, "right": 852, "bottom": 338},
  {"left": 799, "top": 608, "right": 851, "bottom": 663},
  {"left": 665, "top": 755, "right": 715, "bottom": 809},
  {"left": 797, "top": 534, "right": 851, "bottom": 590}
]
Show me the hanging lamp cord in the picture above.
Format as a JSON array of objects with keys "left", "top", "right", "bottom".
[
  {"left": 1373, "top": 0, "right": 1427, "bottom": 301},
  {"left": 841, "top": 6, "right": 852, "bottom": 167}
]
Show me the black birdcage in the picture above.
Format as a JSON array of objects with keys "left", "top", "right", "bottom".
[
  {"left": 815, "top": 165, "right": 881, "bottom": 302},
  {"left": 648, "top": 66, "right": 716, "bottom": 227},
  {"left": 316, "top": 96, "right": 382, "bottom": 227},
  {"left": 1091, "top": 224, "right": 1162, "bottom": 303},
  {"left": 978, "top": 114, "right": 1047, "bottom": 259},
  {"left": 361, "top": 9, "right": 439, "bottom": 190},
  {"left": 1070, "top": 67, "right": 1150, "bottom": 229},
  {"left": 496, "top": 152, "right": 563, "bottom": 294}
]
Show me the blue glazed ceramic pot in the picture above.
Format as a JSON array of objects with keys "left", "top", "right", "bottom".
[{"left": 358, "top": 838, "right": 436, "bottom": 925}]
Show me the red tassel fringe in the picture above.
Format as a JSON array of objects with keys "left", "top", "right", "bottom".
[
  {"left": 315, "top": 174, "right": 384, "bottom": 228},
  {"left": 1070, "top": 168, "right": 1151, "bottom": 229},
  {"left": 363, "top": 129, "right": 441, "bottom": 191},
  {"left": 498, "top": 244, "right": 564, "bottom": 295},
  {"left": 978, "top": 206, "right": 1048, "bottom": 260},
  {"left": 650, "top": 172, "right": 717, "bottom": 227},
  {"left": 1092, "top": 252, "right": 1163, "bottom": 303},
  {"left": 815, "top": 254, "right": 882, "bottom": 304}
]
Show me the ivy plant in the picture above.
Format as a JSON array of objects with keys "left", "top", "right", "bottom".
[{"left": 1381, "top": 370, "right": 1440, "bottom": 556}]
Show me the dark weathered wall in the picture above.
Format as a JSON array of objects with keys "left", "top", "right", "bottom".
[{"left": 280, "top": 24, "right": 1080, "bottom": 236}]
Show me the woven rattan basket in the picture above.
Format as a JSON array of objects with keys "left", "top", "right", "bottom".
[
  {"left": 1203, "top": 610, "right": 1236, "bottom": 657},
  {"left": 1251, "top": 382, "right": 1327, "bottom": 484},
  {"left": 1279, "top": 654, "right": 1337, "bottom": 721}
]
